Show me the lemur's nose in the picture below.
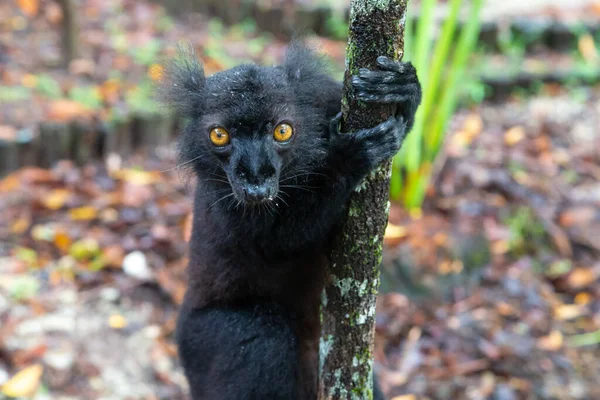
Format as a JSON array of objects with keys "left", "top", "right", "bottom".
[
  {"left": 243, "top": 185, "right": 271, "bottom": 204},
  {"left": 236, "top": 163, "right": 275, "bottom": 185}
]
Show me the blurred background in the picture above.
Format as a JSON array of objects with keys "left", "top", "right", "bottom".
[{"left": 0, "top": 0, "right": 599, "bottom": 399}]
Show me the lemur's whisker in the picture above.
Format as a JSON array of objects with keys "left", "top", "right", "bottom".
[
  {"left": 207, "top": 193, "right": 235, "bottom": 210},
  {"left": 158, "top": 155, "right": 203, "bottom": 173}
]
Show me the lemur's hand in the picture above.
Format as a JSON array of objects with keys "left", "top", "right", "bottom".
[
  {"left": 328, "top": 111, "right": 407, "bottom": 171},
  {"left": 352, "top": 56, "right": 421, "bottom": 132}
]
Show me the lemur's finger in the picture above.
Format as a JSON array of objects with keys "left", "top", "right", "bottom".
[
  {"left": 355, "top": 115, "right": 397, "bottom": 140},
  {"left": 329, "top": 112, "right": 343, "bottom": 136},
  {"left": 356, "top": 93, "right": 414, "bottom": 104},
  {"left": 352, "top": 70, "right": 418, "bottom": 85},
  {"left": 355, "top": 82, "right": 421, "bottom": 103},
  {"left": 376, "top": 57, "right": 415, "bottom": 75}
]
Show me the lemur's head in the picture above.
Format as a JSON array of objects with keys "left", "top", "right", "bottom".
[{"left": 159, "top": 43, "right": 331, "bottom": 207}]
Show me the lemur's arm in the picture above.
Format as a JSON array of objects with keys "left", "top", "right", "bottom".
[{"left": 270, "top": 57, "right": 421, "bottom": 255}]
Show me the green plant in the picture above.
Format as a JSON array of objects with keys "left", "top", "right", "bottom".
[
  {"left": 0, "top": 85, "right": 31, "bottom": 103},
  {"left": 125, "top": 80, "right": 158, "bottom": 114},
  {"left": 504, "top": 206, "right": 547, "bottom": 256},
  {"left": 390, "top": 0, "right": 484, "bottom": 208},
  {"left": 132, "top": 39, "right": 162, "bottom": 66},
  {"left": 35, "top": 74, "right": 63, "bottom": 98},
  {"left": 69, "top": 86, "right": 103, "bottom": 109}
]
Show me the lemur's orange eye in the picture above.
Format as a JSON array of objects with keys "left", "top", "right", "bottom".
[
  {"left": 209, "top": 127, "right": 230, "bottom": 147},
  {"left": 273, "top": 123, "right": 293, "bottom": 143}
]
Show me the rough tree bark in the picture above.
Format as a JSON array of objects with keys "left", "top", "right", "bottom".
[{"left": 319, "top": 1, "right": 408, "bottom": 399}]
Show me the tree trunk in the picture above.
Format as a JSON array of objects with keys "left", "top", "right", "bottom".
[
  {"left": 319, "top": 1, "right": 408, "bottom": 399},
  {"left": 58, "top": 0, "right": 78, "bottom": 68}
]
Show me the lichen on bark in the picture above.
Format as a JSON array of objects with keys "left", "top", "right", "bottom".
[{"left": 318, "top": 0, "right": 408, "bottom": 399}]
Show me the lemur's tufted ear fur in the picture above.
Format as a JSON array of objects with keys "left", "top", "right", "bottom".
[
  {"left": 283, "top": 41, "right": 331, "bottom": 82},
  {"left": 157, "top": 43, "right": 206, "bottom": 117}
]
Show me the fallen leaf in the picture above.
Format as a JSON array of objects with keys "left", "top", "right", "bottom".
[
  {"left": 69, "top": 238, "right": 100, "bottom": 261},
  {"left": 102, "top": 245, "right": 125, "bottom": 268},
  {"left": 21, "top": 74, "right": 37, "bottom": 88},
  {"left": 1, "top": 364, "right": 43, "bottom": 398},
  {"left": 463, "top": 114, "right": 483, "bottom": 137},
  {"left": 579, "top": 34, "right": 598, "bottom": 62},
  {"left": 554, "top": 304, "right": 583, "bottom": 321},
  {"left": 538, "top": 330, "right": 564, "bottom": 351},
  {"left": 0, "top": 175, "right": 20, "bottom": 192},
  {"left": 19, "top": 167, "right": 57, "bottom": 184},
  {"left": 54, "top": 231, "right": 72, "bottom": 253},
  {"left": 558, "top": 207, "right": 596, "bottom": 228},
  {"left": 69, "top": 206, "right": 97, "bottom": 221},
  {"left": 114, "top": 169, "right": 159, "bottom": 185},
  {"left": 148, "top": 64, "right": 164, "bottom": 81},
  {"left": 504, "top": 126, "right": 525, "bottom": 146},
  {"left": 42, "top": 189, "right": 71, "bottom": 210},
  {"left": 47, "top": 100, "right": 90, "bottom": 122},
  {"left": 0, "top": 125, "right": 16, "bottom": 141},
  {"left": 496, "top": 302, "right": 516, "bottom": 316},
  {"left": 567, "top": 268, "right": 597, "bottom": 289},
  {"left": 108, "top": 314, "right": 128, "bottom": 329},
  {"left": 17, "top": 0, "right": 39, "bottom": 17},
  {"left": 384, "top": 223, "right": 407, "bottom": 246},
  {"left": 10, "top": 218, "right": 30, "bottom": 235},
  {"left": 99, "top": 79, "right": 120, "bottom": 103},
  {"left": 391, "top": 395, "right": 417, "bottom": 400},
  {"left": 574, "top": 292, "right": 592, "bottom": 306}
]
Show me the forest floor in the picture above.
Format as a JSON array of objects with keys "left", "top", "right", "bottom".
[
  {"left": 1, "top": 1, "right": 600, "bottom": 400},
  {"left": 1, "top": 87, "right": 599, "bottom": 400}
]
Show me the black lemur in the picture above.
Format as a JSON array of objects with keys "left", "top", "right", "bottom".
[{"left": 159, "top": 43, "right": 421, "bottom": 400}]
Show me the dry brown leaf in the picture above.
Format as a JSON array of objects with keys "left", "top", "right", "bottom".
[
  {"left": 11, "top": 218, "right": 30, "bottom": 235},
  {"left": 554, "top": 304, "right": 583, "bottom": 321},
  {"left": 575, "top": 292, "right": 592, "bottom": 306},
  {"left": 578, "top": 34, "right": 598, "bottom": 62},
  {"left": 463, "top": 114, "right": 483, "bottom": 137},
  {"left": 47, "top": 100, "right": 90, "bottom": 122},
  {"left": 1, "top": 364, "right": 43, "bottom": 398},
  {"left": 148, "top": 64, "right": 164, "bottom": 81},
  {"left": 42, "top": 189, "right": 71, "bottom": 210},
  {"left": 99, "top": 79, "right": 120, "bottom": 103},
  {"left": 108, "top": 314, "right": 128, "bottom": 329},
  {"left": 54, "top": 231, "right": 72, "bottom": 253},
  {"left": 0, "top": 125, "right": 16, "bottom": 140},
  {"left": 384, "top": 223, "right": 407, "bottom": 246},
  {"left": 19, "top": 167, "right": 57, "bottom": 184},
  {"left": 17, "top": 0, "right": 39, "bottom": 17},
  {"left": 391, "top": 395, "right": 417, "bottom": 400},
  {"left": 567, "top": 268, "right": 597, "bottom": 289},
  {"left": 0, "top": 175, "right": 21, "bottom": 192},
  {"left": 114, "top": 169, "right": 160, "bottom": 186},
  {"left": 69, "top": 206, "right": 98, "bottom": 221},
  {"left": 102, "top": 245, "right": 125, "bottom": 268},
  {"left": 538, "top": 330, "right": 564, "bottom": 351},
  {"left": 21, "top": 74, "right": 37, "bottom": 88},
  {"left": 558, "top": 207, "right": 596, "bottom": 228},
  {"left": 504, "top": 126, "right": 525, "bottom": 146}
]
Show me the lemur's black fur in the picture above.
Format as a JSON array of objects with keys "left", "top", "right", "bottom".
[{"left": 159, "top": 42, "right": 421, "bottom": 400}]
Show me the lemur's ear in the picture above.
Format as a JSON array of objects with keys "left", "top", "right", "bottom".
[
  {"left": 283, "top": 41, "right": 330, "bottom": 82},
  {"left": 157, "top": 43, "right": 206, "bottom": 117}
]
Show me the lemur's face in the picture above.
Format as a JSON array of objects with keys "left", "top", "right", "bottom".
[
  {"left": 175, "top": 63, "right": 328, "bottom": 207},
  {"left": 203, "top": 118, "right": 294, "bottom": 205}
]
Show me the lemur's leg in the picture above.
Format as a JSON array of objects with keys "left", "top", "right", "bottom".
[{"left": 177, "top": 303, "right": 300, "bottom": 400}]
